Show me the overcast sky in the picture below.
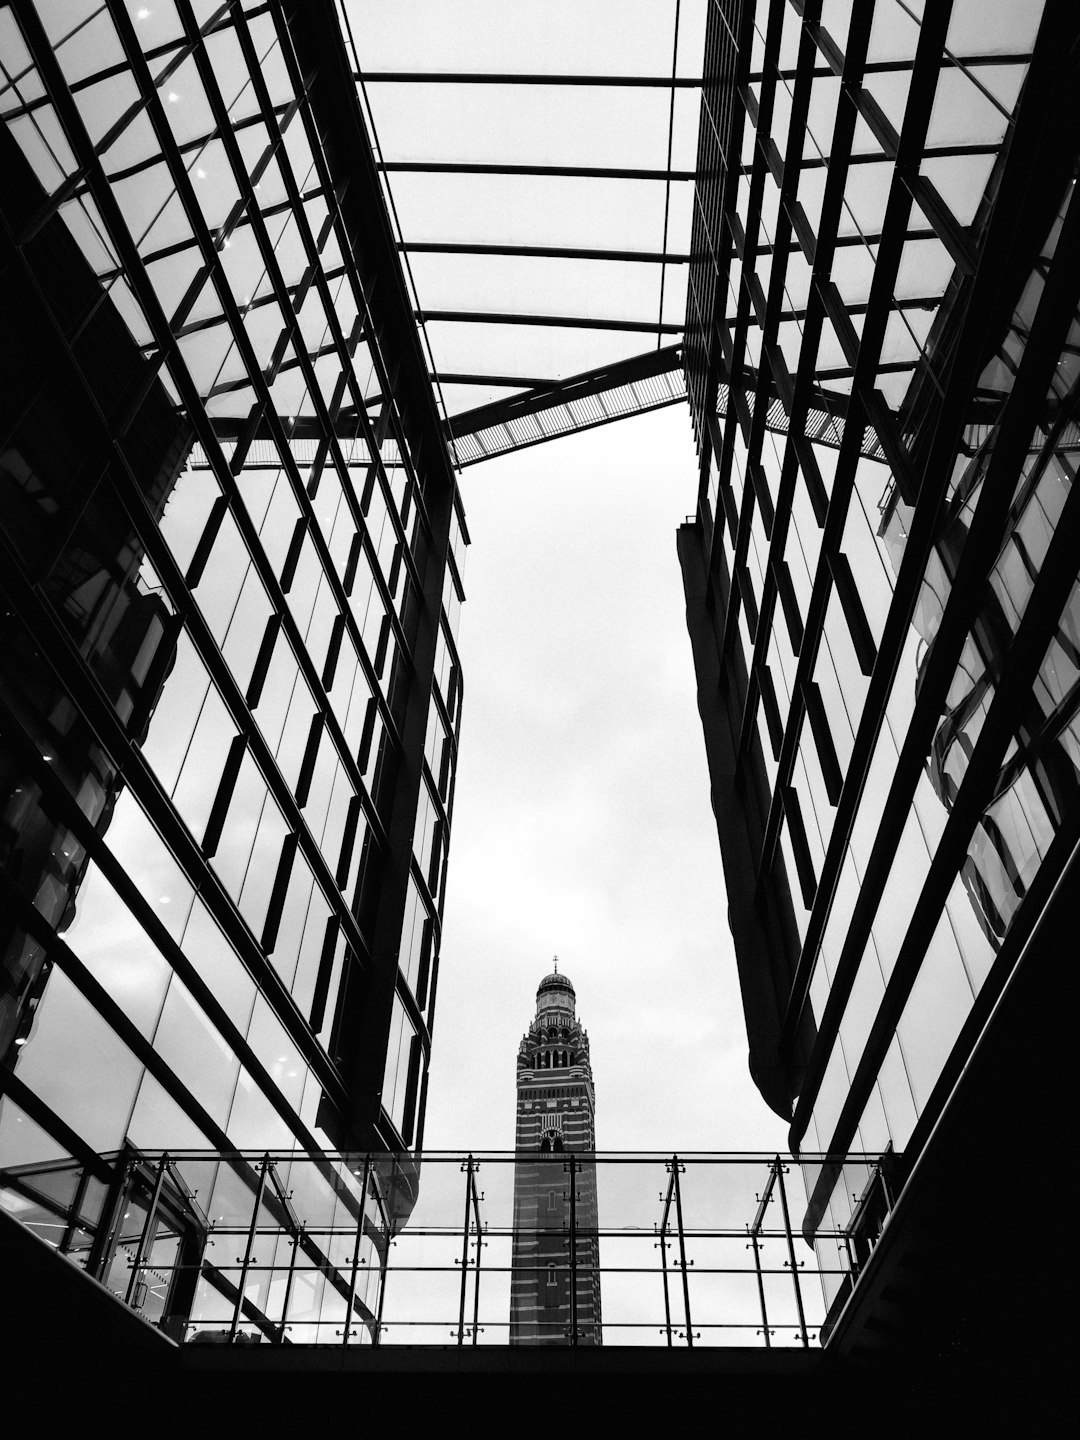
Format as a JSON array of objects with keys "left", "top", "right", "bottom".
[{"left": 420, "top": 404, "right": 792, "bottom": 1156}]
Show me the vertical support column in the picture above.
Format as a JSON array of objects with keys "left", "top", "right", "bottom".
[
  {"left": 659, "top": 1233, "right": 674, "bottom": 1346},
  {"left": 749, "top": 1158, "right": 778, "bottom": 1347},
  {"left": 88, "top": 1156, "right": 136, "bottom": 1284},
  {"left": 456, "top": 1154, "right": 475, "bottom": 1344},
  {"left": 469, "top": 1163, "right": 484, "bottom": 1345},
  {"left": 59, "top": 1167, "right": 93, "bottom": 1258},
  {"left": 750, "top": 1233, "right": 771, "bottom": 1347},
  {"left": 268, "top": 1161, "right": 302, "bottom": 1345},
  {"left": 278, "top": 1229, "right": 301, "bottom": 1344},
  {"left": 229, "top": 1153, "right": 270, "bottom": 1342},
  {"left": 775, "top": 1155, "right": 809, "bottom": 1347},
  {"left": 124, "top": 1152, "right": 170, "bottom": 1308},
  {"left": 374, "top": 1259, "right": 387, "bottom": 1346},
  {"left": 343, "top": 1154, "right": 372, "bottom": 1345},
  {"left": 671, "top": 1155, "right": 695, "bottom": 1348},
  {"left": 658, "top": 1161, "right": 677, "bottom": 1346},
  {"left": 567, "top": 1154, "right": 580, "bottom": 1347},
  {"left": 844, "top": 1231, "right": 858, "bottom": 1281}
]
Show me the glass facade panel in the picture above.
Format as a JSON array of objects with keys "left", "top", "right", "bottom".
[
  {"left": 13, "top": 969, "right": 143, "bottom": 1153},
  {"left": 1, "top": 0, "right": 467, "bottom": 1211},
  {"left": 63, "top": 867, "right": 172, "bottom": 1039},
  {"left": 153, "top": 977, "right": 240, "bottom": 1128},
  {"left": 679, "top": 0, "right": 1075, "bottom": 1329}
]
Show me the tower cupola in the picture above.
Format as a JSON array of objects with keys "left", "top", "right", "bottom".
[{"left": 536, "top": 963, "right": 576, "bottom": 1022}]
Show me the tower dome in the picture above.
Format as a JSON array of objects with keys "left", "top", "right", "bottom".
[{"left": 535, "top": 961, "right": 576, "bottom": 1020}]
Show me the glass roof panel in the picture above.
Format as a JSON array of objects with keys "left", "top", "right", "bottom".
[
  {"left": 408, "top": 252, "right": 663, "bottom": 327},
  {"left": 76, "top": 69, "right": 141, "bottom": 150},
  {"left": 423, "top": 321, "right": 653, "bottom": 399},
  {"left": 880, "top": 307, "right": 932, "bottom": 368},
  {"left": 866, "top": 0, "right": 920, "bottom": 65},
  {"left": 349, "top": 0, "right": 694, "bottom": 73},
  {"left": 829, "top": 239, "right": 879, "bottom": 316},
  {"left": 245, "top": 11, "right": 296, "bottom": 110},
  {"left": 386, "top": 171, "right": 673, "bottom": 251},
  {"left": 661, "top": 265, "right": 689, "bottom": 329},
  {"left": 8, "top": 104, "right": 77, "bottom": 190},
  {"left": 126, "top": 0, "right": 186, "bottom": 53},
  {"left": 919, "top": 153, "right": 996, "bottom": 228},
  {"left": 342, "top": 0, "right": 703, "bottom": 443},
  {"left": 944, "top": 0, "right": 1043, "bottom": 55},
  {"left": 0, "top": 13, "right": 44, "bottom": 111},
  {"left": 102, "top": 106, "right": 161, "bottom": 177},
  {"left": 818, "top": 1, "right": 853, "bottom": 57},
  {"left": 803, "top": 73, "right": 841, "bottom": 163},
  {"left": 190, "top": 136, "right": 242, "bottom": 230},
  {"left": 664, "top": 182, "right": 696, "bottom": 253},
  {"left": 369, "top": 81, "right": 675, "bottom": 169},
  {"left": 159, "top": 54, "right": 217, "bottom": 146},
  {"left": 838, "top": 161, "right": 895, "bottom": 238},
  {"left": 203, "top": 21, "right": 262, "bottom": 124},
  {"left": 783, "top": 250, "right": 814, "bottom": 312},
  {"left": 57, "top": 193, "right": 118, "bottom": 277},
  {"left": 976, "top": 62, "right": 1030, "bottom": 117},
  {"left": 145, "top": 246, "right": 204, "bottom": 323},
  {"left": 107, "top": 273, "right": 154, "bottom": 349},
  {"left": 925, "top": 66, "right": 1015, "bottom": 149},
  {"left": 776, "top": 0, "right": 803, "bottom": 70},
  {"left": 893, "top": 236, "right": 954, "bottom": 303},
  {"left": 50, "top": 5, "right": 125, "bottom": 87},
  {"left": 862, "top": 68, "right": 914, "bottom": 136},
  {"left": 670, "top": 88, "right": 702, "bottom": 169}
]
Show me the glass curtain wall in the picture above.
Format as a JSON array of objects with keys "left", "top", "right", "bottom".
[
  {"left": 681, "top": 0, "right": 1079, "bottom": 1298},
  {"left": 0, "top": 0, "right": 465, "bottom": 1323}
]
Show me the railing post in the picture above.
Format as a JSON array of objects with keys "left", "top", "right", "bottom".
[
  {"left": 657, "top": 1161, "right": 677, "bottom": 1345},
  {"left": 124, "top": 1152, "right": 170, "bottom": 1309},
  {"left": 567, "top": 1154, "right": 580, "bottom": 1347},
  {"left": 89, "top": 1157, "right": 136, "bottom": 1288},
  {"left": 671, "top": 1155, "right": 694, "bottom": 1347},
  {"left": 365, "top": 1155, "right": 393, "bottom": 1347},
  {"left": 659, "top": 1229, "right": 674, "bottom": 1346},
  {"left": 266, "top": 1160, "right": 303, "bottom": 1344},
  {"left": 456, "top": 1155, "right": 475, "bottom": 1344},
  {"left": 343, "top": 1154, "right": 372, "bottom": 1346},
  {"left": 374, "top": 1244, "right": 385, "bottom": 1353},
  {"left": 749, "top": 1160, "right": 778, "bottom": 1347},
  {"left": 277, "top": 1228, "right": 301, "bottom": 1344},
  {"left": 59, "top": 1166, "right": 92, "bottom": 1258},
  {"left": 750, "top": 1233, "right": 771, "bottom": 1348},
  {"left": 844, "top": 1231, "right": 858, "bottom": 1281},
  {"left": 469, "top": 1163, "right": 484, "bottom": 1345},
  {"left": 774, "top": 1155, "right": 809, "bottom": 1347},
  {"left": 229, "top": 1153, "right": 270, "bottom": 1343}
]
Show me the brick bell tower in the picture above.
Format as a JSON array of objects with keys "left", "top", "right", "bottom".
[{"left": 509, "top": 961, "right": 602, "bottom": 1345}]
